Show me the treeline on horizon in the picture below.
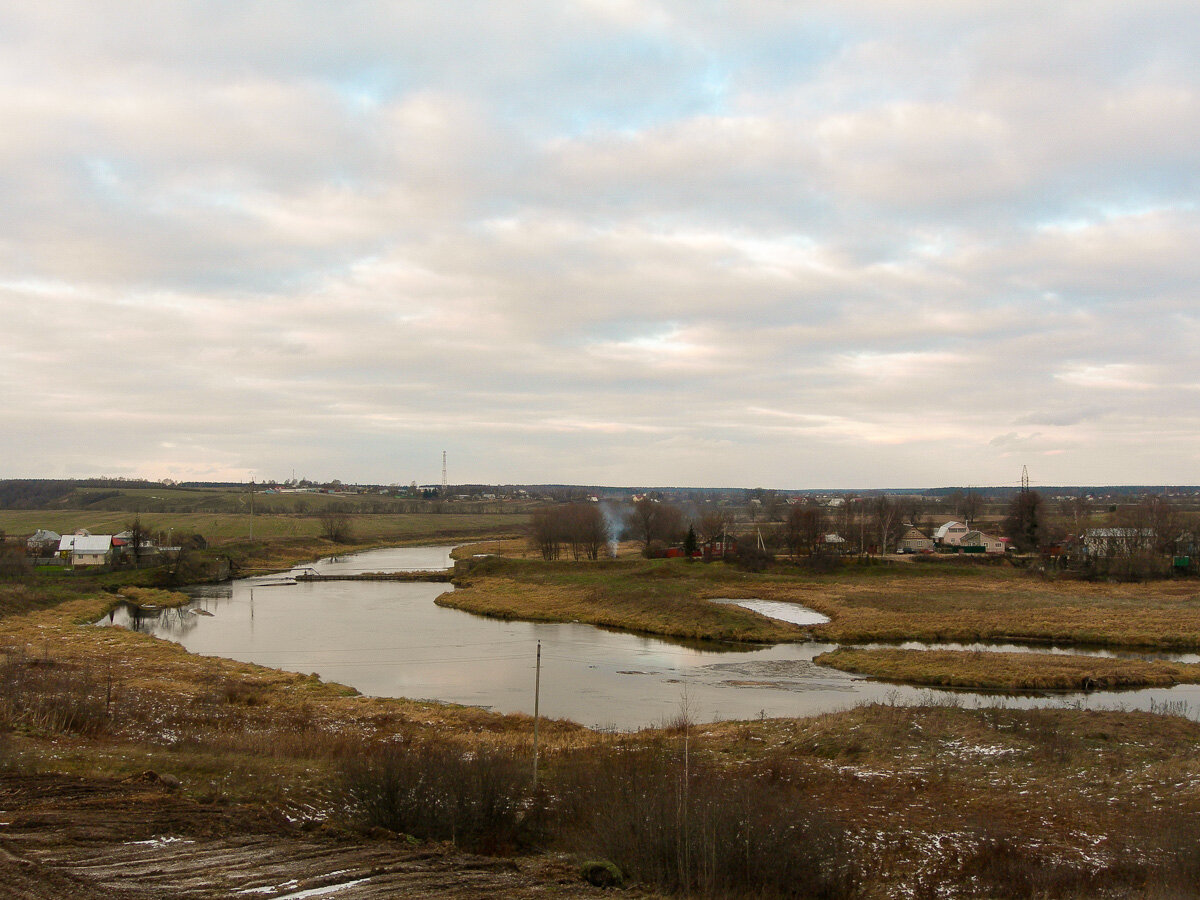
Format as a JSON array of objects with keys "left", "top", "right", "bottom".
[{"left": 0, "top": 477, "right": 1197, "bottom": 512}]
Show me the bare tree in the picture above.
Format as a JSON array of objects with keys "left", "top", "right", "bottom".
[
  {"left": 697, "top": 508, "right": 733, "bottom": 545},
  {"left": 784, "top": 503, "right": 827, "bottom": 557},
  {"left": 530, "top": 507, "right": 563, "bottom": 560},
  {"left": 1138, "top": 495, "right": 1180, "bottom": 555},
  {"left": 126, "top": 517, "right": 152, "bottom": 566},
  {"left": 318, "top": 509, "right": 354, "bottom": 543},
  {"left": 562, "top": 503, "right": 607, "bottom": 560},
  {"left": 1058, "top": 493, "right": 1092, "bottom": 536},
  {"left": 576, "top": 504, "right": 609, "bottom": 560},
  {"left": 1002, "top": 491, "right": 1043, "bottom": 552},
  {"left": 961, "top": 489, "right": 983, "bottom": 525},
  {"left": 631, "top": 499, "right": 684, "bottom": 556},
  {"left": 870, "top": 496, "right": 902, "bottom": 556}
]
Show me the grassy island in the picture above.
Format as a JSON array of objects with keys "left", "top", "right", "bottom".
[{"left": 816, "top": 647, "right": 1200, "bottom": 692}]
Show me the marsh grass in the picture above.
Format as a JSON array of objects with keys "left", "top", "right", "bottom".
[
  {"left": 446, "top": 557, "right": 1200, "bottom": 652},
  {"left": 816, "top": 647, "right": 1200, "bottom": 691},
  {"left": 802, "top": 573, "right": 1200, "bottom": 650},
  {"left": 444, "top": 558, "right": 809, "bottom": 642},
  {"left": 116, "top": 585, "right": 192, "bottom": 607},
  {"left": 0, "top": 647, "right": 112, "bottom": 736}
]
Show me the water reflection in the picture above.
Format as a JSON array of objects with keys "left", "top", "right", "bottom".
[{"left": 94, "top": 545, "right": 1200, "bottom": 729}]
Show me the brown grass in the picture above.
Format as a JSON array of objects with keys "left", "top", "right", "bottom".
[
  {"left": 784, "top": 570, "right": 1200, "bottom": 651},
  {"left": 444, "top": 558, "right": 807, "bottom": 643},
  {"left": 447, "top": 557, "right": 1200, "bottom": 652},
  {"left": 0, "top": 509, "right": 529, "bottom": 545},
  {"left": 816, "top": 647, "right": 1200, "bottom": 691},
  {"left": 115, "top": 586, "right": 192, "bottom": 608}
]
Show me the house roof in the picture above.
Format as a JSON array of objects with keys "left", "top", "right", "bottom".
[
  {"left": 962, "top": 530, "right": 1001, "bottom": 543},
  {"left": 934, "top": 521, "right": 966, "bottom": 539},
  {"left": 28, "top": 529, "right": 61, "bottom": 543},
  {"left": 70, "top": 535, "right": 113, "bottom": 554},
  {"left": 1084, "top": 528, "right": 1155, "bottom": 538}
]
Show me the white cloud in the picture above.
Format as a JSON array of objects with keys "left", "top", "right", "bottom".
[{"left": 2, "top": 2, "right": 1198, "bottom": 486}]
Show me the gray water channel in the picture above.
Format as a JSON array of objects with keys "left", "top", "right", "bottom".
[{"left": 98, "top": 546, "right": 1200, "bottom": 730}]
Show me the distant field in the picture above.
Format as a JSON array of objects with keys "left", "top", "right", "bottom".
[
  {"left": 0, "top": 482, "right": 533, "bottom": 517},
  {"left": 0, "top": 510, "right": 528, "bottom": 544}
]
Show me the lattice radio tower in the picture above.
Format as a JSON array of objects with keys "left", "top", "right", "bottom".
[
  {"left": 1021, "top": 465, "right": 1030, "bottom": 494},
  {"left": 441, "top": 451, "right": 448, "bottom": 493}
]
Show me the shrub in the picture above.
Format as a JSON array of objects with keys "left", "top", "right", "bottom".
[
  {"left": 0, "top": 650, "right": 111, "bottom": 737},
  {"left": 557, "top": 744, "right": 858, "bottom": 899},
  {"left": 957, "top": 833, "right": 1144, "bottom": 898},
  {"left": 581, "top": 859, "right": 624, "bottom": 888},
  {"left": 340, "top": 740, "right": 535, "bottom": 853},
  {"left": 735, "top": 540, "right": 774, "bottom": 573}
]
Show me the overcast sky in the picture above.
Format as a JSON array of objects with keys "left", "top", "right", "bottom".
[{"left": 2, "top": 2, "right": 1197, "bottom": 489}]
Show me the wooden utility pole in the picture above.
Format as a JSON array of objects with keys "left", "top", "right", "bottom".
[{"left": 532, "top": 641, "right": 541, "bottom": 787}]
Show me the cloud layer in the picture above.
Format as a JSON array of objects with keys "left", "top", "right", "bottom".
[{"left": 2, "top": 2, "right": 1198, "bottom": 487}]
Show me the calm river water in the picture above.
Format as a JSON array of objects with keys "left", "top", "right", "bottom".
[{"left": 98, "top": 546, "right": 1200, "bottom": 730}]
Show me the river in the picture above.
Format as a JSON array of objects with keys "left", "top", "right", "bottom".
[{"left": 97, "top": 546, "right": 1200, "bottom": 730}]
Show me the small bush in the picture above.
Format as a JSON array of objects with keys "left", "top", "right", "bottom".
[
  {"left": 557, "top": 744, "right": 858, "bottom": 899},
  {"left": 340, "top": 740, "right": 535, "bottom": 853},
  {"left": 957, "top": 833, "right": 1144, "bottom": 898},
  {"left": 734, "top": 541, "right": 774, "bottom": 573},
  {"left": 581, "top": 859, "right": 624, "bottom": 888},
  {"left": 0, "top": 650, "right": 111, "bottom": 737}
]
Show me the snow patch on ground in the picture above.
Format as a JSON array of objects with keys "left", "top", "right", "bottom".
[
  {"left": 125, "top": 836, "right": 195, "bottom": 847},
  {"left": 274, "top": 878, "right": 370, "bottom": 899},
  {"left": 708, "top": 598, "right": 831, "bottom": 626}
]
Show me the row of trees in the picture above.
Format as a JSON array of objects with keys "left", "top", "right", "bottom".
[
  {"left": 530, "top": 497, "right": 935, "bottom": 561},
  {"left": 531, "top": 504, "right": 610, "bottom": 560},
  {"left": 529, "top": 491, "right": 1200, "bottom": 566}
]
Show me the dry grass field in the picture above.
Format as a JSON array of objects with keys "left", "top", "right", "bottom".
[
  {"left": 798, "top": 567, "right": 1200, "bottom": 650},
  {"left": 817, "top": 646, "right": 1200, "bottom": 691},
  {"left": 0, "top": 509, "right": 528, "bottom": 545}
]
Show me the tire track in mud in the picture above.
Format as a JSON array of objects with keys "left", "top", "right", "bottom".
[{"left": 0, "top": 774, "right": 632, "bottom": 899}]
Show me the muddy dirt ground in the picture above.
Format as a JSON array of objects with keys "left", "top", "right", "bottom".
[{"left": 0, "top": 773, "right": 645, "bottom": 899}]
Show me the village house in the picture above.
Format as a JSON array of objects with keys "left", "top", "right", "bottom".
[
  {"left": 25, "top": 529, "right": 61, "bottom": 556},
  {"left": 934, "top": 521, "right": 970, "bottom": 546},
  {"left": 897, "top": 525, "right": 934, "bottom": 553},
  {"left": 58, "top": 533, "right": 114, "bottom": 568},
  {"left": 1080, "top": 528, "right": 1156, "bottom": 558},
  {"left": 960, "top": 530, "right": 1006, "bottom": 554},
  {"left": 821, "top": 533, "right": 848, "bottom": 554}
]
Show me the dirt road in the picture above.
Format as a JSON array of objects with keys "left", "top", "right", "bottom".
[{"left": 0, "top": 773, "right": 636, "bottom": 899}]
